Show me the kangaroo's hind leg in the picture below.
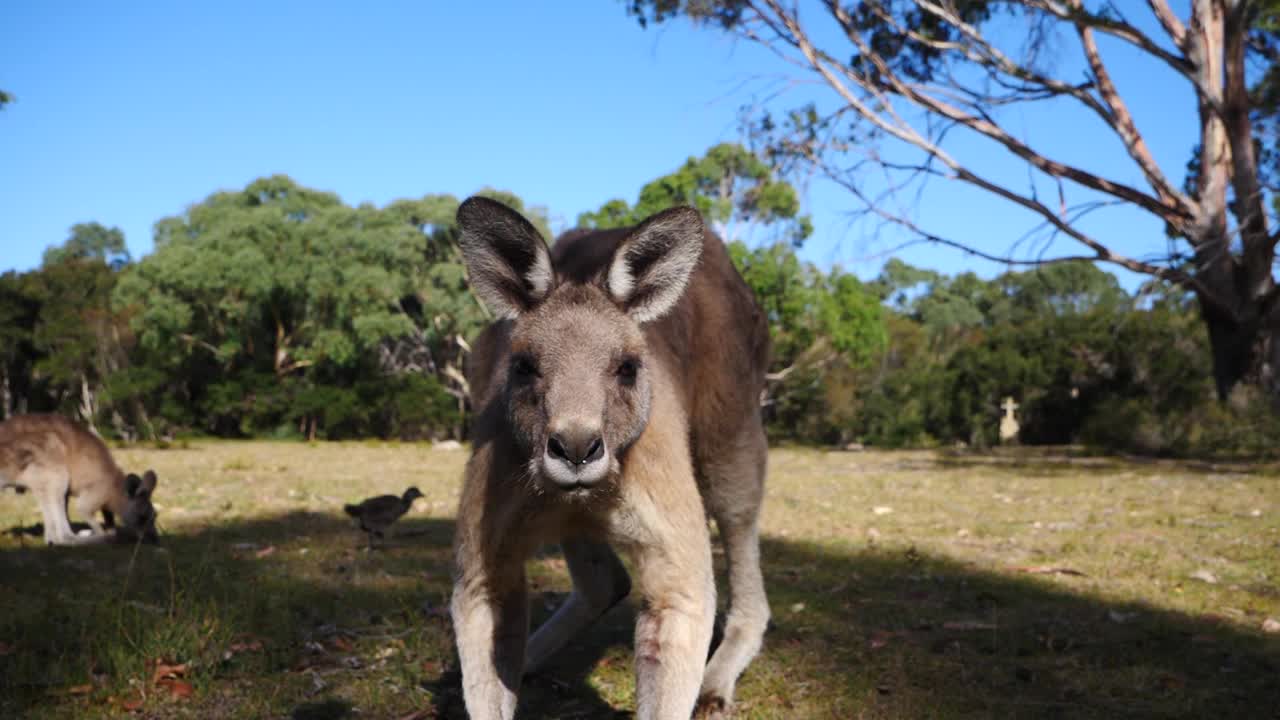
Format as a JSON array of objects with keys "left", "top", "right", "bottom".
[
  {"left": 697, "top": 420, "right": 770, "bottom": 717},
  {"left": 27, "top": 465, "right": 77, "bottom": 545}
]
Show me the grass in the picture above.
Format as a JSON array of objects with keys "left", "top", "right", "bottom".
[{"left": 1, "top": 442, "right": 1278, "bottom": 719}]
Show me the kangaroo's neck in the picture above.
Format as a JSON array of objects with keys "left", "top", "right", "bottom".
[{"left": 104, "top": 470, "right": 131, "bottom": 516}]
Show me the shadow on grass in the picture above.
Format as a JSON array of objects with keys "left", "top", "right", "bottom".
[
  {"left": 0, "top": 511, "right": 1276, "bottom": 719},
  {"left": 930, "top": 446, "right": 1278, "bottom": 476}
]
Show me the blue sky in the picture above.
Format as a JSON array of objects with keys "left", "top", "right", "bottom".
[{"left": 1, "top": 1, "right": 1197, "bottom": 290}]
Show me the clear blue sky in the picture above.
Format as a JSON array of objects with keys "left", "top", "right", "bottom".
[{"left": 1, "top": 1, "right": 1196, "bottom": 290}]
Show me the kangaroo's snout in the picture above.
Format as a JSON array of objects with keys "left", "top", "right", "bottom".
[
  {"left": 547, "top": 432, "right": 604, "bottom": 467},
  {"left": 542, "top": 422, "right": 609, "bottom": 489}
]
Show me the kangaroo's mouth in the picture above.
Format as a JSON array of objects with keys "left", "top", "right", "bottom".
[{"left": 539, "top": 443, "right": 612, "bottom": 491}]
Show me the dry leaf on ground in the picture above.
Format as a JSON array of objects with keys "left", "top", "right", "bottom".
[
  {"left": 157, "top": 678, "right": 194, "bottom": 699},
  {"left": 151, "top": 661, "right": 188, "bottom": 683}
]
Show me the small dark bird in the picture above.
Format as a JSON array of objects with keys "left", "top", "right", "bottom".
[{"left": 344, "top": 487, "right": 423, "bottom": 548}]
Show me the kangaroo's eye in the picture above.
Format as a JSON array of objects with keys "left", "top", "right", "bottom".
[
  {"left": 617, "top": 357, "right": 639, "bottom": 384},
  {"left": 511, "top": 355, "right": 538, "bottom": 380}
]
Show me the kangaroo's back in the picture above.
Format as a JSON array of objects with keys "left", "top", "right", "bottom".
[{"left": 0, "top": 414, "right": 122, "bottom": 490}]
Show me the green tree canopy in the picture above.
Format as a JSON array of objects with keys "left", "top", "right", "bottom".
[
  {"left": 121, "top": 175, "right": 428, "bottom": 377},
  {"left": 42, "top": 222, "right": 130, "bottom": 269},
  {"left": 579, "top": 142, "right": 812, "bottom": 245}
]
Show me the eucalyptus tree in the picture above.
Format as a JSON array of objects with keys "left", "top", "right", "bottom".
[
  {"left": 580, "top": 142, "right": 813, "bottom": 245},
  {"left": 627, "top": 0, "right": 1280, "bottom": 400}
]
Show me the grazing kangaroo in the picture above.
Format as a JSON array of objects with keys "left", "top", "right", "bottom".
[
  {"left": 451, "top": 197, "right": 771, "bottom": 719},
  {"left": 0, "top": 414, "right": 159, "bottom": 545}
]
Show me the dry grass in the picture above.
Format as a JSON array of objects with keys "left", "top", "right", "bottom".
[{"left": 1, "top": 442, "right": 1277, "bottom": 719}]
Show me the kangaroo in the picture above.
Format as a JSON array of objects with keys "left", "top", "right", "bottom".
[
  {"left": 450, "top": 197, "right": 771, "bottom": 719},
  {"left": 0, "top": 414, "right": 159, "bottom": 545}
]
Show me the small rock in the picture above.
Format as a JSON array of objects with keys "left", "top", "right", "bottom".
[
  {"left": 1249, "top": 509, "right": 1262, "bottom": 518},
  {"left": 434, "top": 439, "right": 463, "bottom": 451},
  {"left": 956, "top": 528, "right": 970, "bottom": 538},
  {"left": 843, "top": 442, "right": 865, "bottom": 452},
  {"left": 1262, "top": 617, "right": 1280, "bottom": 634},
  {"left": 790, "top": 602, "right": 806, "bottom": 613},
  {"left": 1190, "top": 569, "right": 1219, "bottom": 585},
  {"left": 872, "top": 506, "right": 894, "bottom": 515},
  {"left": 866, "top": 527, "right": 881, "bottom": 541},
  {"left": 1108, "top": 610, "right": 1138, "bottom": 624}
]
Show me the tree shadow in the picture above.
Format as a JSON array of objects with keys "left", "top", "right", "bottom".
[
  {"left": 752, "top": 536, "right": 1279, "bottom": 719},
  {"left": 0, "top": 509, "right": 1276, "bottom": 718},
  {"left": 931, "top": 446, "right": 1276, "bottom": 475},
  {"left": 0, "top": 509, "right": 623, "bottom": 719}
]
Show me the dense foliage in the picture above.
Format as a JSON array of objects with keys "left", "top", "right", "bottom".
[
  {"left": 2, "top": 160, "right": 1273, "bottom": 454},
  {"left": 1, "top": 178, "right": 554, "bottom": 441}
]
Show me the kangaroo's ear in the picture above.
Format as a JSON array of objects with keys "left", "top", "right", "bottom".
[
  {"left": 457, "top": 196, "right": 555, "bottom": 319},
  {"left": 606, "top": 206, "right": 704, "bottom": 323},
  {"left": 141, "top": 470, "right": 158, "bottom": 494},
  {"left": 125, "top": 473, "right": 142, "bottom": 498}
]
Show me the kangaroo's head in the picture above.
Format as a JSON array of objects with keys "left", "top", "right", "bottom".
[
  {"left": 458, "top": 196, "right": 703, "bottom": 494},
  {"left": 119, "top": 470, "right": 159, "bottom": 544}
]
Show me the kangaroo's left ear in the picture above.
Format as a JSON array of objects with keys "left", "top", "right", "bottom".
[
  {"left": 605, "top": 206, "right": 704, "bottom": 323},
  {"left": 126, "top": 471, "right": 157, "bottom": 498},
  {"left": 457, "top": 196, "right": 556, "bottom": 319}
]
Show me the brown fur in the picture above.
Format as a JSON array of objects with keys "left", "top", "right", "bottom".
[
  {"left": 0, "top": 414, "right": 159, "bottom": 545},
  {"left": 450, "top": 197, "right": 771, "bottom": 719}
]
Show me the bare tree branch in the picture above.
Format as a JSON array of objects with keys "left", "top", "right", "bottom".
[
  {"left": 819, "top": 0, "right": 1192, "bottom": 223},
  {"left": 1068, "top": 0, "right": 1195, "bottom": 217},
  {"left": 813, "top": 145, "right": 1233, "bottom": 314},
  {"left": 1147, "top": 0, "right": 1188, "bottom": 46},
  {"left": 1022, "top": 0, "right": 1193, "bottom": 76}
]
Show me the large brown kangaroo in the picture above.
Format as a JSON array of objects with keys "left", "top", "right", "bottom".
[{"left": 450, "top": 197, "right": 770, "bottom": 719}]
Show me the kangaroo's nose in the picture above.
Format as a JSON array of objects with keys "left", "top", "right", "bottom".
[{"left": 547, "top": 432, "right": 605, "bottom": 467}]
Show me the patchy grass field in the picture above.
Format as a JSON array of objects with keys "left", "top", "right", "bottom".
[{"left": 1, "top": 442, "right": 1278, "bottom": 719}]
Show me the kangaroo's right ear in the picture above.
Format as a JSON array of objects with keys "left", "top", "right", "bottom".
[
  {"left": 457, "top": 196, "right": 555, "bottom": 319},
  {"left": 125, "top": 473, "right": 142, "bottom": 498},
  {"left": 141, "top": 470, "right": 158, "bottom": 494}
]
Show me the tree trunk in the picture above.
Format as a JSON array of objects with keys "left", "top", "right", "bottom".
[
  {"left": 79, "top": 374, "right": 99, "bottom": 435},
  {"left": 1197, "top": 283, "right": 1280, "bottom": 402},
  {"left": 132, "top": 399, "right": 155, "bottom": 441}
]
